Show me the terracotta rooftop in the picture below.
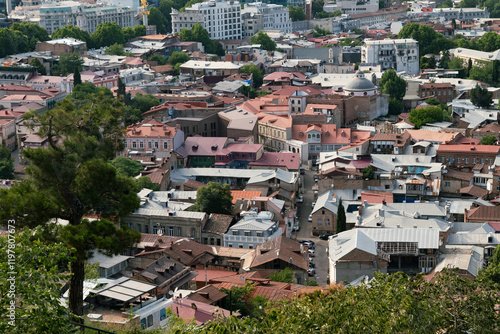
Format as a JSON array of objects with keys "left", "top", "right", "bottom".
[
  {"left": 203, "top": 214, "right": 233, "bottom": 235},
  {"left": 459, "top": 185, "right": 488, "bottom": 199},
  {"left": 437, "top": 144, "right": 500, "bottom": 154},
  {"left": 466, "top": 206, "right": 500, "bottom": 221}
]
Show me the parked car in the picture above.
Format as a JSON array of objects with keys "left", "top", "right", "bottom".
[
  {"left": 312, "top": 201, "right": 316, "bottom": 208},
  {"left": 308, "top": 267, "right": 316, "bottom": 276},
  {"left": 293, "top": 224, "right": 300, "bottom": 231},
  {"left": 300, "top": 167, "right": 305, "bottom": 175},
  {"left": 308, "top": 214, "right": 313, "bottom": 222},
  {"left": 309, "top": 260, "right": 315, "bottom": 268},
  {"left": 308, "top": 249, "right": 315, "bottom": 257},
  {"left": 314, "top": 174, "right": 318, "bottom": 181},
  {"left": 300, "top": 240, "right": 315, "bottom": 249},
  {"left": 296, "top": 196, "right": 304, "bottom": 203},
  {"left": 319, "top": 233, "right": 334, "bottom": 240}
]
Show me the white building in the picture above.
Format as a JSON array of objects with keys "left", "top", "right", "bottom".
[
  {"left": 241, "top": 3, "right": 291, "bottom": 39},
  {"left": 9, "top": 0, "right": 136, "bottom": 34},
  {"left": 324, "top": 0, "right": 378, "bottom": 15},
  {"left": 223, "top": 212, "right": 282, "bottom": 249},
  {"left": 361, "top": 38, "right": 419, "bottom": 76},
  {"left": 171, "top": 0, "right": 242, "bottom": 40},
  {"left": 409, "top": 7, "right": 489, "bottom": 22}
]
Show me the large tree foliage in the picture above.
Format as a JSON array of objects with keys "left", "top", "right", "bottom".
[
  {"left": 288, "top": 6, "right": 306, "bottom": 21},
  {"left": 29, "top": 58, "right": 46, "bottom": 75},
  {"left": 408, "top": 106, "right": 445, "bottom": 129},
  {"left": 149, "top": 7, "right": 170, "bottom": 34},
  {"left": 269, "top": 267, "right": 293, "bottom": 283},
  {"left": 470, "top": 84, "right": 493, "bottom": 108},
  {"left": 0, "top": 227, "right": 75, "bottom": 333},
  {"left": 0, "top": 145, "right": 14, "bottom": 179},
  {"left": 10, "top": 22, "right": 49, "bottom": 50},
  {"left": 170, "top": 269, "right": 500, "bottom": 333},
  {"left": 336, "top": 198, "right": 346, "bottom": 233},
  {"left": 240, "top": 64, "right": 264, "bottom": 88},
  {"left": 52, "top": 52, "right": 83, "bottom": 77},
  {"left": 250, "top": 31, "right": 276, "bottom": 51},
  {"left": 111, "top": 157, "right": 143, "bottom": 177},
  {"left": 379, "top": 69, "right": 406, "bottom": 100},
  {"left": 179, "top": 23, "right": 224, "bottom": 56},
  {"left": 168, "top": 51, "right": 190, "bottom": 66},
  {"left": 192, "top": 182, "right": 232, "bottom": 215},
  {"left": 90, "top": 22, "right": 125, "bottom": 49},
  {"left": 104, "top": 43, "right": 132, "bottom": 56},
  {"left": 398, "top": 23, "right": 455, "bottom": 55},
  {"left": 0, "top": 92, "right": 141, "bottom": 323},
  {"left": 51, "top": 24, "right": 92, "bottom": 47},
  {"left": 137, "top": 176, "right": 161, "bottom": 191}
]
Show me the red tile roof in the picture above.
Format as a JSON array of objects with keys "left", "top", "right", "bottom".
[
  {"left": 248, "top": 152, "right": 300, "bottom": 171},
  {"left": 126, "top": 119, "right": 178, "bottom": 139},
  {"left": 437, "top": 144, "right": 500, "bottom": 154},
  {"left": 230, "top": 190, "right": 261, "bottom": 204}
]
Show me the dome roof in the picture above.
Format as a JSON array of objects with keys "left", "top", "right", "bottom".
[{"left": 344, "top": 71, "right": 376, "bottom": 92}]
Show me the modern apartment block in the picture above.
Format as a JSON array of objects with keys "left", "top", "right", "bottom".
[
  {"left": 324, "top": 0, "right": 379, "bottom": 15},
  {"left": 171, "top": 0, "right": 242, "bottom": 40},
  {"left": 9, "top": 0, "right": 136, "bottom": 34},
  {"left": 361, "top": 38, "right": 419, "bottom": 76},
  {"left": 241, "top": 2, "right": 291, "bottom": 38}
]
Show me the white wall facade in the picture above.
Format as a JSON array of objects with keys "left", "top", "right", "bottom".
[{"left": 362, "top": 38, "right": 419, "bottom": 76}]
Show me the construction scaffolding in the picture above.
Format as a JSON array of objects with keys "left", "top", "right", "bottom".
[{"left": 377, "top": 242, "right": 419, "bottom": 256}]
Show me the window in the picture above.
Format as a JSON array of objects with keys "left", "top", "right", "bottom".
[
  {"left": 132, "top": 141, "right": 137, "bottom": 149},
  {"left": 155, "top": 141, "right": 159, "bottom": 149},
  {"left": 139, "top": 141, "right": 144, "bottom": 149},
  {"left": 160, "top": 308, "right": 167, "bottom": 321},
  {"left": 325, "top": 218, "right": 330, "bottom": 226},
  {"left": 136, "top": 224, "right": 141, "bottom": 232},
  {"left": 445, "top": 182, "right": 450, "bottom": 187},
  {"left": 147, "top": 315, "right": 153, "bottom": 328},
  {"left": 232, "top": 230, "right": 238, "bottom": 235},
  {"left": 244, "top": 231, "right": 250, "bottom": 236},
  {"left": 473, "top": 158, "right": 476, "bottom": 164},
  {"left": 141, "top": 318, "right": 147, "bottom": 329},
  {"left": 317, "top": 218, "right": 322, "bottom": 226},
  {"left": 168, "top": 227, "right": 174, "bottom": 236},
  {"left": 239, "top": 244, "right": 243, "bottom": 248},
  {"left": 228, "top": 244, "right": 233, "bottom": 247},
  {"left": 256, "top": 232, "right": 263, "bottom": 237},
  {"left": 465, "top": 158, "right": 469, "bottom": 164}
]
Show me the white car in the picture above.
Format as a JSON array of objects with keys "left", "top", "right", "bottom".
[
  {"left": 308, "top": 214, "right": 312, "bottom": 222},
  {"left": 293, "top": 224, "right": 300, "bottom": 231},
  {"left": 308, "top": 267, "right": 316, "bottom": 276},
  {"left": 308, "top": 249, "right": 315, "bottom": 257},
  {"left": 312, "top": 201, "right": 316, "bottom": 208},
  {"left": 296, "top": 196, "right": 304, "bottom": 203}
]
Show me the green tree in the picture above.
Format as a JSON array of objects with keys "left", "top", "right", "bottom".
[
  {"left": 408, "top": 106, "right": 444, "bottom": 128},
  {"left": 0, "top": 145, "right": 14, "bottom": 179},
  {"left": 148, "top": 54, "right": 168, "bottom": 65},
  {"left": 388, "top": 97, "right": 403, "bottom": 115},
  {"left": 104, "top": 43, "right": 131, "bottom": 56},
  {"left": 0, "top": 227, "right": 75, "bottom": 333},
  {"left": 192, "top": 181, "right": 232, "bottom": 215},
  {"left": 0, "top": 92, "right": 142, "bottom": 323},
  {"left": 180, "top": 0, "right": 203, "bottom": 11},
  {"left": 180, "top": 23, "right": 224, "bottom": 56},
  {"left": 250, "top": 31, "right": 276, "bottom": 51},
  {"left": 477, "top": 31, "right": 500, "bottom": 52},
  {"left": 470, "top": 84, "right": 493, "bottom": 108},
  {"left": 457, "top": 0, "right": 477, "bottom": 7},
  {"left": 398, "top": 23, "right": 456, "bottom": 55},
  {"left": 133, "top": 25, "right": 147, "bottom": 38},
  {"left": 29, "top": 57, "right": 46, "bottom": 75},
  {"left": 90, "top": 22, "right": 125, "bottom": 48},
  {"left": 336, "top": 198, "right": 346, "bottom": 233},
  {"left": 168, "top": 51, "right": 190, "bottom": 66},
  {"left": 73, "top": 66, "right": 82, "bottom": 86},
  {"left": 361, "top": 166, "right": 375, "bottom": 180},
  {"left": 111, "top": 157, "right": 143, "bottom": 177},
  {"left": 52, "top": 52, "right": 83, "bottom": 76},
  {"left": 437, "top": 0, "right": 453, "bottom": 7},
  {"left": 117, "top": 77, "right": 126, "bottom": 99},
  {"left": 478, "top": 245, "right": 500, "bottom": 287},
  {"left": 148, "top": 7, "right": 169, "bottom": 34},
  {"left": 0, "top": 28, "right": 29, "bottom": 57},
  {"left": 379, "top": 69, "right": 406, "bottom": 100},
  {"left": 10, "top": 22, "right": 49, "bottom": 50},
  {"left": 448, "top": 57, "right": 464, "bottom": 70},
  {"left": 439, "top": 50, "right": 450, "bottom": 68},
  {"left": 311, "top": 1, "right": 324, "bottom": 17},
  {"left": 130, "top": 93, "right": 161, "bottom": 114},
  {"left": 269, "top": 267, "right": 294, "bottom": 283},
  {"left": 137, "top": 176, "right": 161, "bottom": 191},
  {"left": 313, "top": 26, "right": 330, "bottom": 37},
  {"left": 288, "top": 6, "right": 306, "bottom": 21},
  {"left": 51, "top": 24, "right": 92, "bottom": 48},
  {"left": 240, "top": 63, "right": 264, "bottom": 88},
  {"left": 481, "top": 135, "right": 498, "bottom": 145}
]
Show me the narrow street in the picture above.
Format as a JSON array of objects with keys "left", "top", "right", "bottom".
[{"left": 291, "top": 168, "right": 330, "bottom": 287}]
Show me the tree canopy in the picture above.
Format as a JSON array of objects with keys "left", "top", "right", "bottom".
[
  {"left": 29, "top": 58, "right": 46, "bottom": 75},
  {"left": 336, "top": 198, "right": 346, "bottom": 234},
  {"left": 111, "top": 157, "right": 144, "bottom": 177},
  {"left": 168, "top": 51, "right": 190, "bottom": 66},
  {"left": 0, "top": 145, "right": 14, "bottom": 179},
  {"left": 408, "top": 106, "right": 445, "bottom": 129},
  {"left": 379, "top": 69, "right": 406, "bottom": 100},
  {"left": 240, "top": 64, "right": 264, "bottom": 88},
  {"left": 51, "top": 24, "right": 92, "bottom": 47},
  {"left": 104, "top": 43, "right": 132, "bottom": 56},
  {"left": 180, "top": 23, "right": 225, "bottom": 56},
  {"left": 192, "top": 182, "right": 233, "bottom": 215},
  {"left": 250, "top": 31, "right": 276, "bottom": 51},
  {"left": 90, "top": 22, "right": 125, "bottom": 48},
  {"left": 51, "top": 52, "right": 83, "bottom": 77},
  {"left": 0, "top": 227, "right": 75, "bottom": 333},
  {"left": 149, "top": 7, "right": 170, "bottom": 34},
  {"left": 288, "top": 6, "right": 306, "bottom": 21},
  {"left": 0, "top": 22, "right": 50, "bottom": 58},
  {"left": 481, "top": 135, "right": 498, "bottom": 145},
  {"left": 0, "top": 91, "right": 142, "bottom": 323},
  {"left": 398, "top": 23, "right": 456, "bottom": 55},
  {"left": 470, "top": 84, "right": 493, "bottom": 108}
]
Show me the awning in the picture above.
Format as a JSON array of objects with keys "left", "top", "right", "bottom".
[{"left": 171, "top": 271, "right": 199, "bottom": 288}]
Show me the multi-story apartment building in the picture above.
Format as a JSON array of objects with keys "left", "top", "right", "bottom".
[
  {"left": 419, "top": 83, "right": 455, "bottom": 104},
  {"left": 436, "top": 144, "right": 500, "bottom": 168},
  {"left": 122, "top": 119, "right": 185, "bottom": 158},
  {"left": 171, "top": 0, "right": 242, "bottom": 40},
  {"left": 241, "top": 2, "right": 291, "bottom": 38},
  {"left": 9, "top": 0, "right": 136, "bottom": 34},
  {"left": 361, "top": 38, "right": 419, "bottom": 76},
  {"left": 223, "top": 212, "right": 282, "bottom": 249},
  {"left": 324, "top": 0, "right": 378, "bottom": 15},
  {"left": 410, "top": 7, "right": 489, "bottom": 23}
]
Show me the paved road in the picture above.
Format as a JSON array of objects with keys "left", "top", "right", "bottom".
[{"left": 291, "top": 168, "right": 330, "bottom": 287}]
